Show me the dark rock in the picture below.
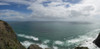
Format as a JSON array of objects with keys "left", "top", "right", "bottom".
[
  {"left": 93, "top": 33, "right": 100, "bottom": 48},
  {"left": 75, "top": 47, "right": 88, "bottom": 49},
  {"left": 0, "top": 20, "right": 26, "bottom": 49},
  {"left": 28, "top": 44, "right": 42, "bottom": 49},
  {"left": 45, "top": 48, "right": 50, "bottom": 49}
]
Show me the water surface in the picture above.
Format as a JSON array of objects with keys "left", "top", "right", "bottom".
[{"left": 7, "top": 21, "right": 100, "bottom": 49}]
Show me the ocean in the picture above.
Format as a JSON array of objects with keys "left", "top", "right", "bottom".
[{"left": 7, "top": 21, "right": 100, "bottom": 49}]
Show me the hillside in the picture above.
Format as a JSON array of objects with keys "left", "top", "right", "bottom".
[{"left": 0, "top": 20, "right": 26, "bottom": 49}]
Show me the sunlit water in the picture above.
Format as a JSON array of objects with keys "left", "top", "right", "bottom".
[{"left": 7, "top": 21, "right": 100, "bottom": 49}]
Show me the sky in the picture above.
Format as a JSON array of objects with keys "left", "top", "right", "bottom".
[{"left": 0, "top": 0, "right": 100, "bottom": 22}]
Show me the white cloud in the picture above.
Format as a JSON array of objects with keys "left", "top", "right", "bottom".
[
  {"left": 0, "top": 10, "right": 28, "bottom": 21},
  {"left": 0, "top": 0, "right": 33, "bottom": 5},
  {"left": 0, "top": 2, "right": 10, "bottom": 5},
  {"left": 0, "top": 0, "right": 100, "bottom": 22},
  {"left": 27, "top": 0, "right": 97, "bottom": 21}
]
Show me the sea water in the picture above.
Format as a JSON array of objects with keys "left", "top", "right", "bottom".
[{"left": 7, "top": 21, "right": 100, "bottom": 49}]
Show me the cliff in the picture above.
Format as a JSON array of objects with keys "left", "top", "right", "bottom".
[
  {"left": 93, "top": 33, "right": 100, "bottom": 48},
  {"left": 0, "top": 20, "right": 26, "bottom": 49},
  {"left": 74, "top": 47, "right": 88, "bottom": 49}
]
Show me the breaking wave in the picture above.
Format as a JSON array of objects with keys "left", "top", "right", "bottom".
[
  {"left": 66, "top": 29, "right": 100, "bottom": 49},
  {"left": 17, "top": 34, "right": 39, "bottom": 41},
  {"left": 21, "top": 41, "right": 49, "bottom": 49},
  {"left": 17, "top": 29, "right": 100, "bottom": 49}
]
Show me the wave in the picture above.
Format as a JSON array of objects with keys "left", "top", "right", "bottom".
[
  {"left": 21, "top": 40, "right": 60, "bottom": 49},
  {"left": 21, "top": 41, "right": 34, "bottom": 48},
  {"left": 53, "top": 29, "right": 100, "bottom": 49},
  {"left": 43, "top": 39, "right": 50, "bottom": 44},
  {"left": 66, "top": 29, "right": 100, "bottom": 49},
  {"left": 54, "top": 40, "right": 64, "bottom": 46},
  {"left": 17, "top": 34, "right": 39, "bottom": 41},
  {"left": 18, "top": 29, "right": 100, "bottom": 49},
  {"left": 79, "top": 29, "right": 100, "bottom": 49},
  {"left": 21, "top": 41, "right": 49, "bottom": 49}
]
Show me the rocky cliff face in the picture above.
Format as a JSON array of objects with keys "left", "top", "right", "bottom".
[
  {"left": 0, "top": 20, "right": 26, "bottom": 49},
  {"left": 93, "top": 33, "right": 100, "bottom": 48},
  {"left": 74, "top": 47, "right": 88, "bottom": 49}
]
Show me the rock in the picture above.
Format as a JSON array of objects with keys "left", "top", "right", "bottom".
[
  {"left": 0, "top": 20, "right": 26, "bottom": 49},
  {"left": 93, "top": 33, "right": 100, "bottom": 48},
  {"left": 75, "top": 47, "right": 88, "bottom": 49},
  {"left": 45, "top": 48, "right": 50, "bottom": 49},
  {"left": 28, "top": 44, "right": 42, "bottom": 49}
]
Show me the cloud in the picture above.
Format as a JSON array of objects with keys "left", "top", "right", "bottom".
[
  {"left": 0, "top": 0, "right": 33, "bottom": 5},
  {"left": 27, "top": 0, "right": 96, "bottom": 21},
  {"left": 0, "top": 2, "right": 10, "bottom": 5},
  {"left": 0, "top": 0, "right": 100, "bottom": 22},
  {"left": 0, "top": 10, "right": 28, "bottom": 21}
]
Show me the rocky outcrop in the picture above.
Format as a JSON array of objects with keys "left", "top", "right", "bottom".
[
  {"left": 75, "top": 47, "right": 88, "bottom": 49},
  {"left": 45, "top": 48, "right": 50, "bottom": 49},
  {"left": 0, "top": 20, "right": 26, "bottom": 49},
  {"left": 93, "top": 33, "right": 100, "bottom": 48},
  {"left": 28, "top": 44, "right": 42, "bottom": 49}
]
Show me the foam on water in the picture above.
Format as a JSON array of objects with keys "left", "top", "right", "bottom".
[
  {"left": 54, "top": 40, "right": 64, "bottom": 45},
  {"left": 66, "top": 29, "right": 100, "bottom": 49},
  {"left": 67, "top": 38, "right": 81, "bottom": 44},
  {"left": 39, "top": 44, "right": 49, "bottom": 49},
  {"left": 18, "top": 29, "right": 100, "bottom": 49},
  {"left": 17, "top": 34, "right": 39, "bottom": 41},
  {"left": 79, "top": 29, "right": 100, "bottom": 49},
  {"left": 21, "top": 41, "right": 34, "bottom": 48},
  {"left": 21, "top": 41, "right": 49, "bottom": 49},
  {"left": 43, "top": 40, "right": 50, "bottom": 44},
  {"left": 53, "top": 46, "right": 58, "bottom": 49}
]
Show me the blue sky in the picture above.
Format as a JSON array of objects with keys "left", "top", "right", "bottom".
[
  {"left": 0, "top": 0, "right": 80, "bottom": 13},
  {"left": 0, "top": 3, "right": 32, "bottom": 13},
  {"left": 0, "top": 0, "right": 100, "bottom": 22}
]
